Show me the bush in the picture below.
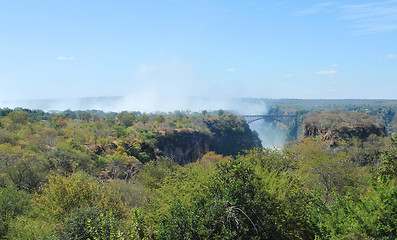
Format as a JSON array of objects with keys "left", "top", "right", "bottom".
[
  {"left": 0, "top": 186, "right": 30, "bottom": 238},
  {"left": 34, "top": 172, "right": 126, "bottom": 222},
  {"left": 157, "top": 159, "right": 284, "bottom": 239},
  {"left": 60, "top": 206, "right": 116, "bottom": 240}
]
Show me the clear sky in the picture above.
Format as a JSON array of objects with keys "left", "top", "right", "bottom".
[{"left": 1, "top": 0, "right": 397, "bottom": 105}]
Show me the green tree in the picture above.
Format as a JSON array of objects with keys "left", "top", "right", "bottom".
[
  {"left": 6, "top": 110, "right": 28, "bottom": 131},
  {"left": 117, "top": 112, "right": 136, "bottom": 128},
  {"left": 379, "top": 133, "right": 397, "bottom": 180},
  {"left": 34, "top": 172, "right": 126, "bottom": 221},
  {"left": 157, "top": 159, "right": 285, "bottom": 239},
  {"left": 315, "top": 179, "right": 397, "bottom": 239},
  {"left": 8, "top": 110, "right": 28, "bottom": 125},
  {"left": 288, "top": 138, "right": 359, "bottom": 202},
  {"left": 60, "top": 206, "right": 120, "bottom": 240},
  {"left": 0, "top": 186, "right": 30, "bottom": 238},
  {"left": 140, "top": 115, "right": 149, "bottom": 125},
  {"left": 242, "top": 148, "right": 317, "bottom": 239},
  {"left": 154, "top": 115, "right": 166, "bottom": 124}
]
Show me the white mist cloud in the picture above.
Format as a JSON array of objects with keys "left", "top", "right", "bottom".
[
  {"left": 314, "top": 70, "right": 338, "bottom": 77},
  {"left": 228, "top": 68, "right": 236, "bottom": 72},
  {"left": 385, "top": 54, "right": 397, "bottom": 59},
  {"left": 284, "top": 73, "right": 293, "bottom": 77},
  {"left": 121, "top": 55, "right": 196, "bottom": 112},
  {"left": 378, "top": 54, "right": 397, "bottom": 59},
  {"left": 250, "top": 119, "right": 285, "bottom": 147},
  {"left": 330, "top": 64, "right": 338, "bottom": 67},
  {"left": 57, "top": 56, "right": 75, "bottom": 61},
  {"left": 115, "top": 58, "right": 269, "bottom": 119},
  {"left": 117, "top": 54, "right": 270, "bottom": 114}
]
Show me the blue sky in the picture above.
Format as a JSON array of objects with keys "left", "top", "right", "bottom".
[{"left": 1, "top": 0, "right": 397, "bottom": 105}]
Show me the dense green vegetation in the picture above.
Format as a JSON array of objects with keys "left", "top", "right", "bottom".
[{"left": 1, "top": 106, "right": 397, "bottom": 239}]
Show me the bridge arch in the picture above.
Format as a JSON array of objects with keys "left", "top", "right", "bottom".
[{"left": 242, "top": 114, "right": 296, "bottom": 124}]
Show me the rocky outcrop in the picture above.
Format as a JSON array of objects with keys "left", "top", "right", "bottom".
[
  {"left": 303, "top": 111, "right": 386, "bottom": 146},
  {"left": 156, "top": 130, "right": 212, "bottom": 165},
  {"left": 156, "top": 116, "right": 262, "bottom": 165},
  {"left": 204, "top": 117, "right": 261, "bottom": 156}
]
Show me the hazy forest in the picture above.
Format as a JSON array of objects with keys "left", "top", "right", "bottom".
[{"left": 0, "top": 99, "right": 397, "bottom": 239}]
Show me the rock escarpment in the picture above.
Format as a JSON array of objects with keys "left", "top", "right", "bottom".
[
  {"left": 303, "top": 111, "right": 386, "bottom": 146},
  {"left": 156, "top": 116, "right": 261, "bottom": 165},
  {"left": 156, "top": 130, "right": 212, "bottom": 165}
]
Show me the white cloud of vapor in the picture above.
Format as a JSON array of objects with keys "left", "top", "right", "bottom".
[
  {"left": 57, "top": 56, "right": 75, "bottom": 61},
  {"left": 314, "top": 70, "right": 338, "bottom": 77},
  {"left": 385, "top": 54, "right": 397, "bottom": 59},
  {"left": 117, "top": 55, "right": 268, "bottom": 114},
  {"left": 120, "top": 56, "right": 197, "bottom": 112}
]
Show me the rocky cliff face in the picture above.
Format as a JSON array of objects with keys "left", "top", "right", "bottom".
[
  {"left": 303, "top": 111, "right": 386, "bottom": 146},
  {"left": 204, "top": 117, "right": 262, "bottom": 156},
  {"left": 156, "top": 116, "right": 262, "bottom": 165},
  {"left": 156, "top": 130, "right": 212, "bottom": 165}
]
